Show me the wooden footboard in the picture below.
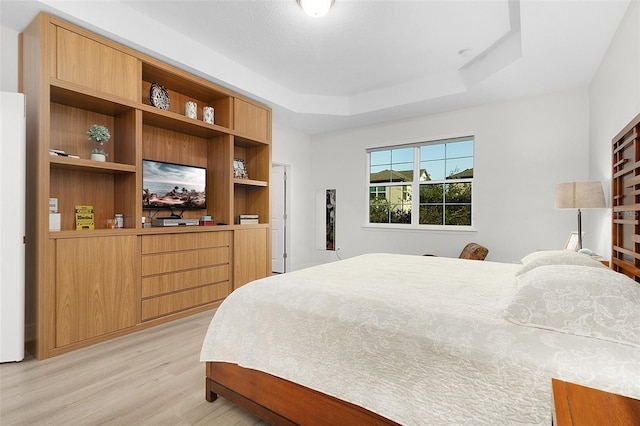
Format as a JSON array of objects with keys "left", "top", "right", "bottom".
[{"left": 206, "top": 362, "right": 399, "bottom": 426}]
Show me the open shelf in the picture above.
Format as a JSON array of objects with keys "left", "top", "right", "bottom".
[
  {"left": 50, "top": 79, "right": 137, "bottom": 116},
  {"left": 141, "top": 105, "right": 230, "bottom": 139},
  {"left": 50, "top": 155, "right": 136, "bottom": 174},
  {"left": 233, "top": 178, "right": 268, "bottom": 187}
]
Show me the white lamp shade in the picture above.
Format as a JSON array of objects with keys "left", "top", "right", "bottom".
[
  {"left": 297, "top": 0, "right": 334, "bottom": 17},
  {"left": 554, "top": 181, "right": 606, "bottom": 209}
]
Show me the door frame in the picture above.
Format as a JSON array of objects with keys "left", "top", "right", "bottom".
[{"left": 271, "top": 163, "right": 291, "bottom": 273}]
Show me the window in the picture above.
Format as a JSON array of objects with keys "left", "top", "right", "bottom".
[{"left": 368, "top": 137, "right": 474, "bottom": 227}]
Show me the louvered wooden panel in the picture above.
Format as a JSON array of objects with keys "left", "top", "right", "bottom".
[{"left": 612, "top": 113, "right": 640, "bottom": 282}]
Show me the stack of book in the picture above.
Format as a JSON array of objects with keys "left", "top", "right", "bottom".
[
  {"left": 238, "top": 214, "right": 259, "bottom": 225},
  {"left": 49, "top": 149, "right": 79, "bottom": 158},
  {"left": 199, "top": 215, "right": 215, "bottom": 226}
]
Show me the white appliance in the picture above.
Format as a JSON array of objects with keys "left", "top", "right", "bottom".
[{"left": 0, "top": 92, "right": 26, "bottom": 362}]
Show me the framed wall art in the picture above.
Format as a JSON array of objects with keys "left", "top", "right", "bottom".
[{"left": 234, "top": 159, "right": 248, "bottom": 179}]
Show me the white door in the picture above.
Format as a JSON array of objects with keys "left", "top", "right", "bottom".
[{"left": 271, "top": 164, "right": 287, "bottom": 273}]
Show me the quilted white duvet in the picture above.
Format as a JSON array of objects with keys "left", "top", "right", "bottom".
[{"left": 200, "top": 253, "right": 640, "bottom": 425}]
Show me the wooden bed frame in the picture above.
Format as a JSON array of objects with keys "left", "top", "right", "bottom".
[
  {"left": 205, "top": 114, "right": 640, "bottom": 425},
  {"left": 205, "top": 362, "right": 399, "bottom": 425}
]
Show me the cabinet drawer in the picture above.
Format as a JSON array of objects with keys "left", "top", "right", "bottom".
[
  {"left": 142, "top": 246, "right": 229, "bottom": 276},
  {"left": 56, "top": 27, "right": 139, "bottom": 101},
  {"left": 142, "top": 231, "right": 231, "bottom": 254},
  {"left": 142, "top": 264, "right": 229, "bottom": 298},
  {"left": 141, "top": 281, "right": 231, "bottom": 321}
]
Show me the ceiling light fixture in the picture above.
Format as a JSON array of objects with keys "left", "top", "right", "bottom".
[{"left": 297, "top": 0, "right": 335, "bottom": 17}]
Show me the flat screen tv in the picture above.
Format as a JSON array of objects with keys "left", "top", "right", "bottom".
[{"left": 142, "top": 159, "right": 206, "bottom": 210}]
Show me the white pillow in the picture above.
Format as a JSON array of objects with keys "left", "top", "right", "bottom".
[
  {"left": 517, "top": 250, "right": 606, "bottom": 276},
  {"left": 505, "top": 265, "right": 640, "bottom": 348}
]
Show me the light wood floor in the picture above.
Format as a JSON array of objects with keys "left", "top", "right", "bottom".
[{"left": 0, "top": 309, "right": 268, "bottom": 425}]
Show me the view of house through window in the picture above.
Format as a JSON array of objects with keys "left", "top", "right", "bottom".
[{"left": 368, "top": 137, "right": 474, "bottom": 227}]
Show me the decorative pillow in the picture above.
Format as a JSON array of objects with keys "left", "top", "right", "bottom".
[
  {"left": 505, "top": 265, "right": 640, "bottom": 348},
  {"left": 517, "top": 250, "right": 606, "bottom": 276}
]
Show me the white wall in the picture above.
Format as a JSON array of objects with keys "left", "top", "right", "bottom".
[
  {"left": 1, "top": 26, "right": 20, "bottom": 92},
  {"left": 271, "top": 124, "right": 314, "bottom": 271},
  {"left": 589, "top": 1, "right": 640, "bottom": 259},
  {"left": 309, "top": 88, "right": 590, "bottom": 264}
]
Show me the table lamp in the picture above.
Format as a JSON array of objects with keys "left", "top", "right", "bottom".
[{"left": 554, "top": 181, "right": 606, "bottom": 250}]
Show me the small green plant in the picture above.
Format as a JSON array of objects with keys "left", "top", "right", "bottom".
[{"left": 87, "top": 124, "right": 110, "bottom": 155}]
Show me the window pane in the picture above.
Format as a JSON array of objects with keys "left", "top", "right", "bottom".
[
  {"left": 369, "top": 198, "right": 390, "bottom": 223},
  {"left": 445, "top": 182, "right": 472, "bottom": 203},
  {"left": 445, "top": 205, "right": 471, "bottom": 225},
  {"left": 391, "top": 147, "right": 413, "bottom": 164},
  {"left": 370, "top": 186, "right": 387, "bottom": 200},
  {"left": 370, "top": 166, "right": 391, "bottom": 183},
  {"left": 420, "top": 144, "right": 445, "bottom": 161},
  {"left": 420, "top": 183, "right": 444, "bottom": 203},
  {"left": 446, "top": 157, "right": 473, "bottom": 179},
  {"left": 391, "top": 163, "right": 413, "bottom": 182},
  {"left": 421, "top": 159, "right": 445, "bottom": 181},
  {"left": 370, "top": 150, "right": 391, "bottom": 166},
  {"left": 446, "top": 140, "right": 473, "bottom": 158},
  {"left": 369, "top": 185, "right": 411, "bottom": 224},
  {"left": 420, "top": 205, "right": 443, "bottom": 225},
  {"left": 390, "top": 204, "right": 411, "bottom": 223}
]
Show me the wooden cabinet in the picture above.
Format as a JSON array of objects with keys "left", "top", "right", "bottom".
[
  {"left": 54, "top": 236, "right": 137, "bottom": 347},
  {"left": 22, "top": 13, "right": 271, "bottom": 359},
  {"left": 56, "top": 26, "right": 139, "bottom": 101},
  {"left": 141, "top": 232, "right": 231, "bottom": 321},
  {"left": 234, "top": 98, "right": 270, "bottom": 140},
  {"left": 234, "top": 228, "right": 269, "bottom": 289}
]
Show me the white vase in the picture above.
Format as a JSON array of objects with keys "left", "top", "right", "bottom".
[{"left": 90, "top": 153, "right": 106, "bottom": 162}]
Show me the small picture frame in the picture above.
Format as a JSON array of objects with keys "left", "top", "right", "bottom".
[
  {"left": 233, "top": 158, "right": 248, "bottom": 179},
  {"left": 564, "top": 232, "right": 583, "bottom": 251}
]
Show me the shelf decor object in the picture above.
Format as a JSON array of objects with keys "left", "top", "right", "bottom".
[
  {"left": 203, "top": 106, "right": 214, "bottom": 124},
  {"left": 150, "top": 83, "right": 170, "bottom": 110},
  {"left": 87, "top": 124, "right": 110, "bottom": 162},
  {"left": 186, "top": 101, "right": 197, "bottom": 119},
  {"left": 234, "top": 158, "right": 248, "bottom": 179}
]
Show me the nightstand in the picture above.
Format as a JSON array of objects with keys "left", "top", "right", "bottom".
[
  {"left": 552, "top": 379, "right": 640, "bottom": 425},
  {"left": 590, "top": 254, "right": 609, "bottom": 267}
]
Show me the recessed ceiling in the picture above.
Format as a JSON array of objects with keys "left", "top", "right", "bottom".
[{"left": 0, "top": 0, "right": 631, "bottom": 135}]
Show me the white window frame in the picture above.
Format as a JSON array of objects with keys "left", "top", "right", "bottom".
[{"left": 365, "top": 136, "right": 475, "bottom": 231}]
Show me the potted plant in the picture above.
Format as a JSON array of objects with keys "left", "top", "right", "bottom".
[{"left": 87, "top": 124, "right": 111, "bottom": 161}]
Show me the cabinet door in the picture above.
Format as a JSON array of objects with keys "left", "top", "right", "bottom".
[
  {"left": 55, "top": 236, "right": 137, "bottom": 347},
  {"left": 56, "top": 27, "right": 139, "bottom": 101},
  {"left": 234, "top": 98, "right": 270, "bottom": 140},
  {"left": 234, "top": 228, "right": 269, "bottom": 288}
]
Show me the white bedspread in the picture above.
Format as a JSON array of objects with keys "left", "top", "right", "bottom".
[{"left": 200, "top": 253, "right": 640, "bottom": 425}]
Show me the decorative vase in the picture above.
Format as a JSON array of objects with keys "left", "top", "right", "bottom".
[
  {"left": 91, "top": 153, "right": 106, "bottom": 162},
  {"left": 185, "top": 101, "right": 197, "bottom": 119},
  {"left": 203, "top": 106, "right": 214, "bottom": 124}
]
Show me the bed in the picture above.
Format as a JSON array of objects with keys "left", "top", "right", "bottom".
[{"left": 200, "top": 251, "right": 640, "bottom": 425}]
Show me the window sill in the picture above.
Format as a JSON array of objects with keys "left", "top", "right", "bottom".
[{"left": 362, "top": 224, "right": 477, "bottom": 233}]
